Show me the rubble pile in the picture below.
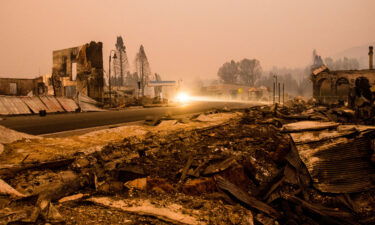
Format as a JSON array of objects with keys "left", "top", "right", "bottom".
[{"left": 0, "top": 102, "right": 375, "bottom": 224}]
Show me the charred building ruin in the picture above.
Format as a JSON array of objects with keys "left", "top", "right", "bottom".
[
  {"left": 0, "top": 77, "right": 45, "bottom": 96},
  {"left": 52, "top": 41, "right": 104, "bottom": 100},
  {"left": 311, "top": 46, "right": 375, "bottom": 106}
]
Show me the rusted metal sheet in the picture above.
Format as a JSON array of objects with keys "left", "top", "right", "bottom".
[
  {"left": 11, "top": 97, "right": 31, "bottom": 114},
  {"left": 77, "top": 93, "right": 105, "bottom": 112},
  {"left": 79, "top": 102, "right": 106, "bottom": 112},
  {"left": 78, "top": 93, "right": 99, "bottom": 104},
  {"left": 0, "top": 96, "right": 16, "bottom": 114},
  {"left": 0, "top": 96, "right": 31, "bottom": 115},
  {"left": 39, "top": 96, "right": 64, "bottom": 113},
  {"left": 282, "top": 121, "right": 339, "bottom": 133},
  {"left": 289, "top": 129, "right": 356, "bottom": 145},
  {"left": 56, "top": 97, "right": 78, "bottom": 112},
  {"left": 0, "top": 97, "right": 10, "bottom": 115},
  {"left": 291, "top": 126, "right": 375, "bottom": 193},
  {"left": 20, "top": 97, "right": 48, "bottom": 114}
]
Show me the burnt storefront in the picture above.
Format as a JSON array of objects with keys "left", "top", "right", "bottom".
[
  {"left": 0, "top": 77, "right": 45, "bottom": 96},
  {"left": 52, "top": 41, "right": 104, "bottom": 101},
  {"left": 311, "top": 46, "right": 375, "bottom": 106}
]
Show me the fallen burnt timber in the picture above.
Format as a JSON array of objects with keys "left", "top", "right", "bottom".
[{"left": 0, "top": 99, "right": 375, "bottom": 224}]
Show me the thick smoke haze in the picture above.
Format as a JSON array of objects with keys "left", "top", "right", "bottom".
[{"left": 0, "top": 0, "right": 374, "bottom": 82}]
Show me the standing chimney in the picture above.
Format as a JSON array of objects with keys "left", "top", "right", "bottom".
[{"left": 369, "top": 46, "right": 373, "bottom": 70}]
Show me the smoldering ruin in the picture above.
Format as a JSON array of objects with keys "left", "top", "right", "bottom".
[
  {"left": 1, "top": 92, "right": 375, "bottom": 224},
  {"left": 0, "top": 17, "right": 375, "bottom": 225}
]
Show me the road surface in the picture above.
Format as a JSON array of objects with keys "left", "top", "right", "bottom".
[{"left": 0, "top": 101, "right": 252, "bottom": 135}]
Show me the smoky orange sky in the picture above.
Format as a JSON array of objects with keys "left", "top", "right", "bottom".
[{"left": 0, "top": 0, "right": 374, "bottom": 81}]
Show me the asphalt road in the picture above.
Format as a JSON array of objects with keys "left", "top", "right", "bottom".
[{"left": 0, "top": 101, "right": 252, "bottom": 135}]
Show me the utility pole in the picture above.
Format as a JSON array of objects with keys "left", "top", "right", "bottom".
[{"left": 278, "top": 82, "right": 281, "bottom": 104}]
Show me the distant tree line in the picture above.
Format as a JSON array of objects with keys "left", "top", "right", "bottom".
[
  {"left": 214, "top": 50, "right": 361, "bottom": 98},
  {"left": 324, "top": 57, "right": 359, "bottom": 70},
  {"left": 217, "top": 58, "right": 262, "bottom": 86},
  {"left": 256, "top": 67, "right": 312, "bottom": 97},
  {"left": 311, "top": 49, "right": 360, "bottom": 71}
]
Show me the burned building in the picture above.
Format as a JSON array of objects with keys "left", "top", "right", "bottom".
[
  {"left": 311, "top": 46, "right": 375, "bottom": 105},
  {"left": 52, "top": 41, "right": 104, "bottom": 100},
  {"left": 0, "top": 76, "right": 45, "bottom": 96}
]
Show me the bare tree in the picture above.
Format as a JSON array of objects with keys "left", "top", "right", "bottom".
[
  {"left": 135, "top": 45, "right": 152, "bottom": 96},
  {"left": 324, "top": 56, "right": 360, "bottom": 70},
  {"left": 217, "top": 60, "right": 238, "bottom": 84},
  {"left": 311, "top": 49, "right": 324, "bottom": 70},
  {"left": 238, "top": 58, "right": 262, "bottom": 86},
  {"left": 113, "top": 36, "right": 130, "bottom": 86}
]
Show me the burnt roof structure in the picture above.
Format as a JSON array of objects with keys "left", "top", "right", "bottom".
[{"left": 311, "top": 46, "right": 375, "bottom": 105}]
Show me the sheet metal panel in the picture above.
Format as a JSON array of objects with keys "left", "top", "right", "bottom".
[
  {"left": 47, "top": 96, "right": 65, "bottom": 112},
  {"left": 79, "top": 102, "right": 106, "bottom": 112},
  {"left": 39, "top": 96, "right": 64, "bottom": 112},
  {"left": 56, "top": 97, "right": 78, "bottom": 112},
  {"left": 0, "top": 96, "right": 17, "bottom": 114},
  {"left": 20, "top": 96, "right": 48, "bottom": 113},
  {"left": 1, "top": 96, "right": 19, "bottom": 114},
  {"left": 78, "top": 93, "right": 99, "bottom": 104},
  {"left": 0, "top": 96, "right": 31, "bottom": 115},
  {"left": 282, "top": 121, "right": 340, "bottom": 133},
  {"left": 292, "top": 129, "right": 375, "bottom": 193},
  {"left": 11, "top": 96, "right": 31, "bottom": 114},
  {"left": 0, "top": 97, "right": 10, "bottom": 115}
]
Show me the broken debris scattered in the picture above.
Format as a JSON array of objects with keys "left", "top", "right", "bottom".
[{"left": 0, "top": 99, "right": 374, "bottom": 224}]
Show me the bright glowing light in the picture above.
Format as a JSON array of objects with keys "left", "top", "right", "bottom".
[
  {"left": 175, "top": 92, "right": 190, "bottom": 103},
  {"left": 173, "top": 93, "right": 271, "bottom": 105}
]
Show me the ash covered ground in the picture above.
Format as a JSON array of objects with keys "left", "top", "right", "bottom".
[{"left": 1, "top": 98, "right": 375, "bottom": 225}]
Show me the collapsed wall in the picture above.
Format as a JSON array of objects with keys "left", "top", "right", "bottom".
[{"left": 52, "top": 41, "right": 104, "bottom": 101}]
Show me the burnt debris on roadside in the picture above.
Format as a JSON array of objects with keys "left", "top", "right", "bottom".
[{"left": 0, "top": 98, "right": 375, "bottom": 225}]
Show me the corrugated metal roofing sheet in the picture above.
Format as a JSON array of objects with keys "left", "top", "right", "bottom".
[
  {"left": 0, "top": 96, "right": 81, "bottom": 115},
  {"left": 78, "top": 93, "right": 100, "bottom": 104},
  {"left": 0, "top": 96, "right": 16, "bottom": 114},
  {"left": 282, "top": 121, "right": 340, "bottom": 133},
  {"left": 39, "top": 96, "right": 64, "bottom": 112},
  {"left": 0, "top": 96, "right": 31, "bottom": 115},
  {"left": 20, "top": 96, "right": 48, "bottom": 113},
  {"left": 0, "top": 97, "right": 10, "bottom": 115},
  {"left": 291, "top": 126, "right": 375, "bottom": 193},
  {"left": 56, "top": 97, "right": 78, "bottom": 112},
  {"left": 79, "top": 102, "right": 106, "bottom": 112},
  {"left": 11, "top": 97, "right": 31, "bottom": 114}
]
